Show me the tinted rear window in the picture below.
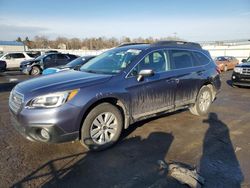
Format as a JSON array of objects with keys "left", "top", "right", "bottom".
[
  {"left": 170, "top": 50, "right": 193, "bottom": 69},
  {"left": 192, "top": 51, "right": 210, "bottom": 66}
]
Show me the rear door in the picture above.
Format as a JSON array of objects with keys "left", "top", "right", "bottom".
[
  {"left": 56, "top": 54, "right": 70, "bottom": 66},
  {"left": 169, "top": 49, "right": 204, "bottom": 107},
  {"left": 43, "top": 54, "right": 57, "bottom": 68},
  {"left": 126, "top": 50, "right": 177, "bottom": 119}
]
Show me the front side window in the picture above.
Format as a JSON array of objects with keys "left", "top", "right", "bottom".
[
  {"left": 57, "top": 54, "right": 68, "bottom": 60},
  {"left": 130, "top": 50, "right": 170, "bottom": 76},
  {"left": 170, "top": 50, "right": 194, "bottom": 69},
  {"left": 80, "top": 48, "right": 142, "bottom": 74},
  {"left": 44, "top": 54, "right": 56, "bottom": 62}
]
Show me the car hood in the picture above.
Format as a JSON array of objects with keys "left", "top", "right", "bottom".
[
  {"left": 21, "top": 59, "right": 39, "bottom": 65},
  {"left": 236, "top": 63, "right": 250, "bottom": 68},
  {"left": 16, "top": 70, "right": 113, "bottom": 95}
]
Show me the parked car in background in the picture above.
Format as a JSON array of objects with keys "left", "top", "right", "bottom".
[
  {"left": 42, "top": 55, "right": 96, "bottom": 75},
  {"left": 0, "top": 52, "right": 34, "bottom": 70},
  {"left": 20, "top": 53, "right": 78, "bottom": 75},
  {"left": 241, "top": 56, "right": 250, "bottom": 63},
  {"left": 232, "top": 57, "right": 250, "bottom": 87},
  {"left": 215, "top": 56, "right": 239, "bottom": 72},
  {"left": 10, "top": 41, "right": 221, "bottom": 151},
  {"left": 26, "top": 51, "right": 41, "bottom": 58},
  {"left": 0, "top": 60, "right": 6, "bottom": 72}
]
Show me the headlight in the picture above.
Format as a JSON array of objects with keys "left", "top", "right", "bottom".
[
  {"left": 27, "top": 89, "right": 79, "bottom": 108},
  {"left": 234, "top": 67, "right": 242, "bottom": 73}
]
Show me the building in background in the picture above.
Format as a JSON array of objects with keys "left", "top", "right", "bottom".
[
  {"left": 201, "top": 39, "right": 250, "bottom": 62},
  {"left": 0, "top": 41, "right": 26, "bottom": 54}
]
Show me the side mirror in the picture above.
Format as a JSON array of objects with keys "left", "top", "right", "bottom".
[
  {"left": 137, "top": 69, "right": 154, "bottom": 82},
  {"left": 242, "top": 59, "right": 247, "bottom": 63},
  {"left": 5, "top": 56, "right": 11, "bottom": 60},
  {"left": 74, "top": 65, "right": 81, "bottom": 70}
]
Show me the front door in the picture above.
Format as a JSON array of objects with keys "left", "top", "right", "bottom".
[
  {"left": 56, "top": 54, "right": 69, "bottom": 66},
  {"left": 43, "top": 54, "right": 57, "bottom": 69},
  {"left": 126, "top": 50, "right": 177, "bottom": 120}
]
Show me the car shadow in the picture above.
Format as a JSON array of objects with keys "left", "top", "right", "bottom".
[
  {"left": 12, "top": 131, "right": 181, "bottom": 188},
  {"left": 226, "top": 79, "right": 234, "bottom": 88},
  {"left": 226, "top": 79, "right": 250, "bottom": 89},
  {"left": 198, "top": 112, "right": 244, "bottom": 187}
]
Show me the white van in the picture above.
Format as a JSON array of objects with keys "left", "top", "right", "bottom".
[{"left": 0, "top": 52, "right": 34, "bottom": 69}]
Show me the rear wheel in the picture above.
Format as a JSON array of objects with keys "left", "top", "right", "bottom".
[
  {"left": 189, "top": 86, "right": 212, "bottom": 116},
  {"left": 80, "top": 103, "right": 123, "bottom": 151},
  {"left": 30, "top": 66, "right": 41, "bottom": 75}
]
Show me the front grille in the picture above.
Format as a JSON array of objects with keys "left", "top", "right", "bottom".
[
  {"left": 242, "top": 68, "right": 250, "bottom": 75},
  {"left": 9, "top": 90, "right": 24, "bottom": 114}
]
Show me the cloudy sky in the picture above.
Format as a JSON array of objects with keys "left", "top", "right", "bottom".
[{"left": 0, "top": 0, "right": 250, "bottom": 41}]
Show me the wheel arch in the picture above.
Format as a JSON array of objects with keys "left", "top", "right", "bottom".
[
  {"left": 79, "top": 97, "right": 130, "bottom": 140},
  {"left": 29, "top": 64, "right": 42, "bottom": 74},
  {"left": 202, "top": 81, "right": 216, "bottom": 101}
]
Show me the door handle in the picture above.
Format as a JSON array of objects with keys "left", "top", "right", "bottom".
[{"left": 166, "top": 78, "right": 179, "bottom": 84}]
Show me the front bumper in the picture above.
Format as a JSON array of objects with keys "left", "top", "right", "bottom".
[
  {"left": 231, "top": 72, "right": 250, "bottom": 87},
  {"left": 9, "top": 103, "right": 81, "bottom": 143},
  {"left": 20, "top": 65, "right": 31, "bottom": 75}
]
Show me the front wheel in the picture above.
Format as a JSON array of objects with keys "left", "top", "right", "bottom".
[
  {"left": 30, "top": 66, "right": 41, "bottom": 75},
  {"left": 189, "top": 86, "right": 212, "bottom": 116},
  {"left": 80, "top": 103, "right": 123, "bottom": 151}
]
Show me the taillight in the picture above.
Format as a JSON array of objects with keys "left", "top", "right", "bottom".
[{"left": 216, "top": 66, "right": 221, "bottom": 74}]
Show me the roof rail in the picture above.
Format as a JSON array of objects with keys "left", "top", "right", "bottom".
[
  {"left": 152, "top": 41, "right": 202, "bottom": 49},
  {"left": 118, "top": 42, "right": 149, "bottom": 47}
]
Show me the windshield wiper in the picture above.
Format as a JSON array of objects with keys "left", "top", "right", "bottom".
[{"left": 81, "top": 69, "right": 99, "bottom": 74}]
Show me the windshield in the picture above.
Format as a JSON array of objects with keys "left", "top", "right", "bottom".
[
  {"left": 80, "top": 48, "right": 142, "bottom": 74},
  {"left": 66, "top": 57, "right": 84, "bottom": 67},
  {"left": 35, "top": 54, "right": 48, "bottom": 60},
  {"left": 215, "top": 56, "right": 227, "bottom": 61},
  {"left": 66, "top": 56, "right": 93, "bottom": 67}
]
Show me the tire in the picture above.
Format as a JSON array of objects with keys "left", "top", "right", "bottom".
[
  {"left": 189, "top": 86, "right": 212, "bottom": 116},
  {"left": 80, "top": 103, "right": 123, "bottom": 151},
  {"left": 223, "top": 66, "right": 228, "bottom": 72},
  {"left": 30, "top": 66, "right": 41, "bottom": 75}
]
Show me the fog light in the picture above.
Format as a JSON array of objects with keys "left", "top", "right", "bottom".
[
  {"left": 232, "top": 76, "right": 236, "bottom": 79},
  {"left": 40, "top": 129, "right": 50, "bottom": 140}
]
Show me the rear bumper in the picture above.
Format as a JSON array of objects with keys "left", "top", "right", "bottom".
[{"left": 0, "top": 68, "right": 6, "bottom": 72}]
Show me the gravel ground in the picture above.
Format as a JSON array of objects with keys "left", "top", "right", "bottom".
[{"left": 0, "top": 71, "right": 249, "bottom": 188}]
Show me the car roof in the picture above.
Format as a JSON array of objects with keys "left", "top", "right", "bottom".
[{"left": 116, "top": 41, "right": 203, "bottom": 51}]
